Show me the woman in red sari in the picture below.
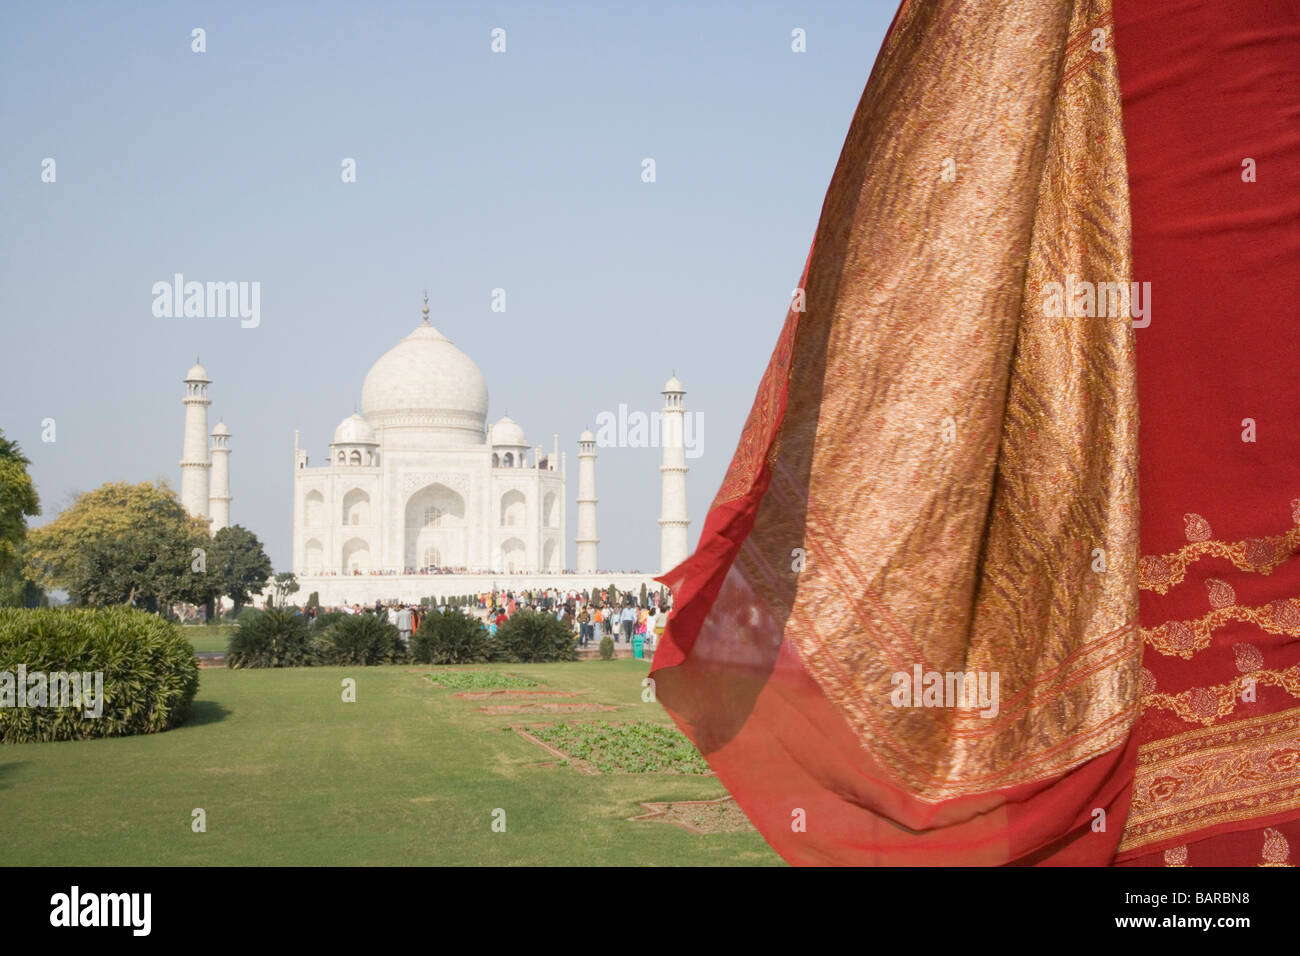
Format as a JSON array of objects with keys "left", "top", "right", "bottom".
[{"left": 651, "top": 0, "right": 1300, "bottom": 866}]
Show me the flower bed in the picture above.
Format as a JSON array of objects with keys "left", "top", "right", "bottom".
[
  {"left": 426, "top": 670, "right": 539, "bottom": 690},
  {"left": 525, "top": 720, "right": 710, "bottom": 774}
]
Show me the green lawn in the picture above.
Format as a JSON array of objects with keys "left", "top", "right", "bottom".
[
  {"left": 180, "top": 624, "right": 237, "bottom": 654},
  {"left": 0, "top": 660, "right": 781, "bottom": 866}
]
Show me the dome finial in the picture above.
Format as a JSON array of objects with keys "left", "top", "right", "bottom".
[{"left": 421, "top": 290, "right": 430, "bottom": 326}]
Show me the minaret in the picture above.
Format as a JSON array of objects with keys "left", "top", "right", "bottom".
[
  {"left": 209, "top": 421, "right": 231, "bottom": 532},
  {"left": 180, "top": 361, "right": 212, "bottom": 520},
  {"left": 576, "top": 428, "right": 598, "bottom": 573},
  {"left": 658, "top": 375, "right": 690, "bottom": 573}
]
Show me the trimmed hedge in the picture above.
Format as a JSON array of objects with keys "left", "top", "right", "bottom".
[
  {"left": 310, "top": 610, "right": 348, "bottom": 633},
  {"left": 229, "top": 608, "right": 405, "bottom": 667},
  {"left": 227, "top": 608, "right": 312, "bottom": 668},
  {"left": 496, "top": 610, "right": 578, "bottom": 663},
  {"left": 412, "top": 608, "right": 490, "bottom": 664},
  {"left": 0, "top": 607, "right": 199, "bottom": 743},
  {"left": 229, "top": 608, "right": 578, "bottom": 668},
  {"left": 317, "top": 613, "right": 403, "bottom": 666}
]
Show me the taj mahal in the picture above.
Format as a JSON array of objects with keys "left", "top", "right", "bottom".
[{"left": 176, "top": 295, "right": 691, "bottom": 605}]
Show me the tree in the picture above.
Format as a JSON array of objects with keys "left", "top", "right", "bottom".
[
  {"left": 207, "top": 525, "right": 272, "bottom": 615},
  {"left": 639, "top": 582, "right": 649, "bottom": 607},
  {"left": 25, "top": 481, "right": 212, "bottom": 611},
  {"left": 0, "top": 430, "right": 40, "bottom": 581},
  {"left": 268, "top": 571, "right": 299, "bottom": 608},
  {"left": 0, "top": 548, "right": 46, "bottom": 608}
]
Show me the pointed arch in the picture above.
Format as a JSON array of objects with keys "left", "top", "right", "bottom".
[
  {"left": 500, "top": 537, "right": 526, "bottom": 573},
  {"left": 341, "top": 537, "right": 371, "bottom": 573},
  {"left": 500, "top": 490, "right": 526, "bottom": 527},
  {"left": 342, "top": 488, "right": 370, "bottom": 526},
  {"left": 304, "top": 490, "right": 324, "bottom": 526},
  {"left": 304, "top": 538, "right": 324, "bottom": 573},
  {"left": 404, "top": 482, "right": 466, "bottom": 571}
]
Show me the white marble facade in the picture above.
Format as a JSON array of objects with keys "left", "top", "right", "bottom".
[{"left": 292, "top": 298, "right": 566, "bottom": 578}]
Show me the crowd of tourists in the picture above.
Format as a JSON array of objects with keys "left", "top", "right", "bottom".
[{"left": 296, "top": 585, "right": 670, "bottom": 652}]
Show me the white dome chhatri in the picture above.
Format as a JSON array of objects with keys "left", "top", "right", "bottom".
[
  {"left": 332, "top": 412, "right": 376, "bottom": 445},
  {"left": 491, "top": 414, "right": 527, "bottom": 447},
  {"left": 360, "top": 301, "right": 489, "bottom": 440}
]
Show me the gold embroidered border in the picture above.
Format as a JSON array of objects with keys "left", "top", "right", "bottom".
[
  {"left": 1139, "top": 522, "right": 1300, "bottom": 594},
  {"left": 1143, "top": 597, "right": 1300, "bottom": 659},
  {"left": 1142, "top": 666, "right": 1300, "bottom": 726},
  {"left": 1118, "top": 706, "right": 1300, "bottom": 854}
]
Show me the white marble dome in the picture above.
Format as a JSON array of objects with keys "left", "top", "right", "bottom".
[
  {"left": 186, "top": 362, "right": 210, "bottom": 382},
  {"left": 211, "top": 421, "right": 230, "bottom": 436},
  {"left": 361, "top": 322, "right": 489, "bottom": 436},
  {"left": 491, "top": 415, "right": 527, "bottom": 447},
  {"left": 332, "top": 412, "right": 376, "bottom": 445}
]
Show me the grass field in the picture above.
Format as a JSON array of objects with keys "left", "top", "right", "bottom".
[
  {"left": 180, "top": 624, "right": 237, "bottom": 654},
  {"left": 0, "top": 660, "right": 781, "bottom": 866}
]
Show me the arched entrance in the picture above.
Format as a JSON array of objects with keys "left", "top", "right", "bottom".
[{"left": 404, "top": 482, "right": 466, "bottom": 571}]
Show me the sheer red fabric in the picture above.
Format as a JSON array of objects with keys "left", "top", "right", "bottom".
[
  {"left": 651, "top": 0, "right": 1300, "bottom": 866},
  {"left": 652, "top": 0, "right": 1141, "bottom": 866}
]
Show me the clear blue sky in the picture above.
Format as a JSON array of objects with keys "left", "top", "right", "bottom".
[{"left": 0, "top": 0, "right": 894, "bottom": 572}]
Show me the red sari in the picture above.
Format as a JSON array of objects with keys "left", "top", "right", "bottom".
[
  {"left": 1112, "top": 0, "right": 1300, "bottom": 867},
  {"left": 651, "top": 0, "right": 1300, "bottom": 866}
]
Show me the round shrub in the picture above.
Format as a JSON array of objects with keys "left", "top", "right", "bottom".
[
  {"left": 227, "top": 607, "right": 312, "bottom": 668},
  {"left": 0, "top": 607, "right": 199, "bottom": 743},
  {"left": 318, "top": 613, "right": 403, "bottom": 666},
  {"left": 496, "top": 610, "right": 578, "bottom": 663},
  {"left": 411, "top": 608, "right": 489, "bottom": 664},
  {"left": 598, "top": 635, "right": 614, "bottom": 660}
]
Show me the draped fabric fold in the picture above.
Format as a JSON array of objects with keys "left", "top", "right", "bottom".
[{"left": 651, "top": 0, "right": 1145, "bottom": 865}]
